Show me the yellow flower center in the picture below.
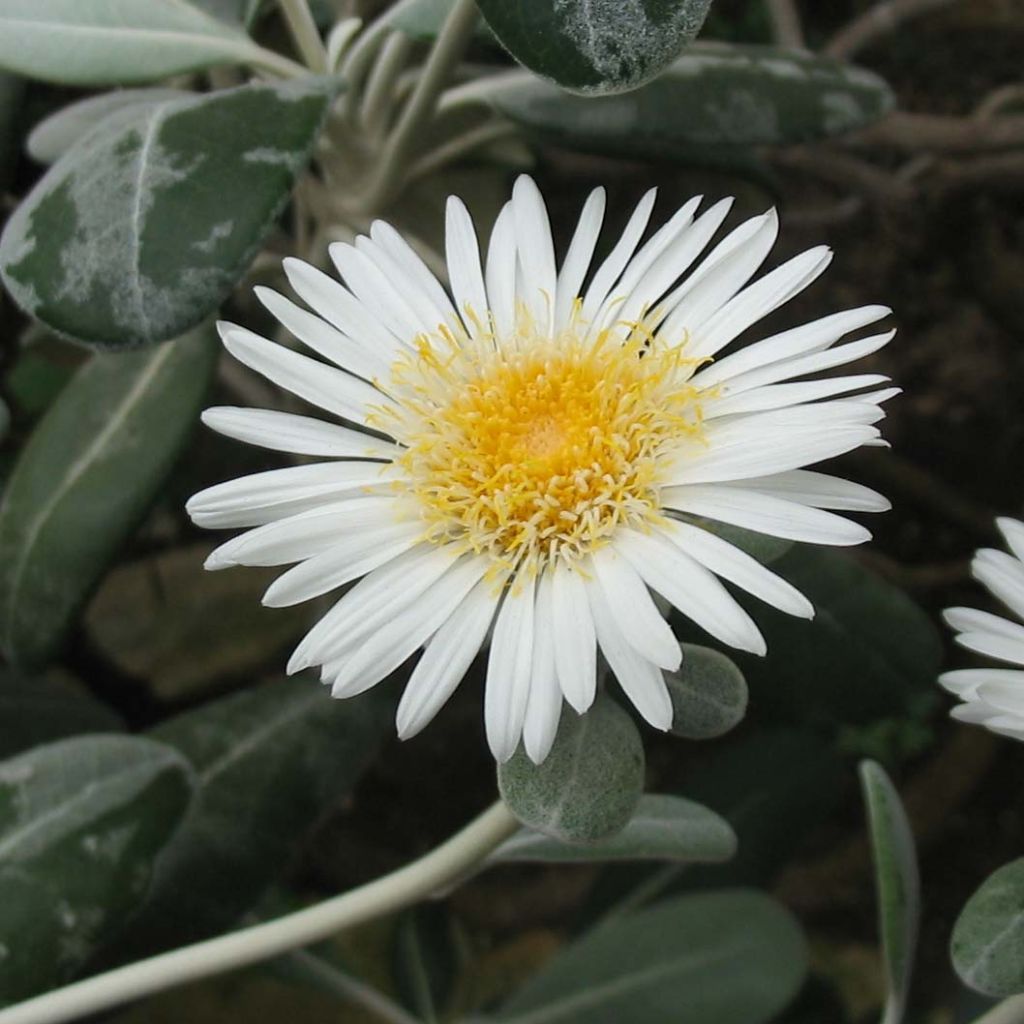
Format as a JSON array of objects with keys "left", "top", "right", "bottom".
[{"left": 373, "top": 311, "right": 706, "bottom": 573}]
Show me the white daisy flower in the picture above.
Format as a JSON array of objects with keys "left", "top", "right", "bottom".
[
  {"left": 188, "top": 175, "right": 896, "bottom": 764},
  {"left": 939, "top": 518, "right": 1024, "bottom": 740}
]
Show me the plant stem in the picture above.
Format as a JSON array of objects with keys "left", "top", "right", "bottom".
[
  {"left": 0, "top": 802, "right": 519, "bottom": 1024},
  {"left": 360, "top": 31, "right": 415, "bottom": 138},
  {"left": 245, "top": 43, "right": 311, "bottom": 79},
  {"left": 971, "top": 996, "right": 1024, "bottom": 1024},
  {"left": 357, "top": 0, "right": 480, "bottom": 211},
  {"left": 277, "top": 0, "right": 329, "bottom": 72},
  {"left": 407, "top": 119, "right": 519, "bottom": 182}
]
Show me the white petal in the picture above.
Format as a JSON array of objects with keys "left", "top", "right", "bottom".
[
  {"left": 329, "top": 241, "right": 424, "bottom": 344},
  {"left": 396, "top": 578, "right": 501, "bottom": 739},
  {"left": 973, "top": 549, "right": 1024, "bottom": 621},
  {"left": 445, "top": 196, "right": 489, "bottom": 339},
  {"left": 205, "top": 495, "right": 397, "bottom": 569},
  {"left": 587, "top": 579, "right": 673, "bottom": 729},
  {"left": 693, "top": 245, "right": 832, "bottom": 359},
  {"left": 328, "top": 555, "right": 488, "bottom": 696},
  {"left": 522, "top": 574, "right": 562, "bottom": 764},
  {"left": 715, "top": 470, "right": 890, "bottom": 512},
  {"left": 582, "top": 188, "right": 657, "bottom": 326},
  {"left": 485, "top": 201, "right": 517, "bottom": 340},
  {"left": 938, "top": 668, "right": 1024, "bottom": 700},
  {"left": 201, "top": 407, "right": 399, "bottom": 460},
  {"left": 998, "top": 518, "right": 1024, "bottom": 563},
  {"left": 218, "top": 323, "right": 388, "bottom": 426},
  {"left": 254, "top": 286, "right": 390, "bottom": 383},
  {"left": 955, "top": 630, "right": 1024, "bottom": 667},
  {"left": 616, "top": 527, "right": 766, "bottom": 655},
  {"left": 263, "top": 520, "right": 423, "bottom": 607},
  {"left": 369, "top": 219, "right": 457, "bottom": 329},
  {"left": 660, "top": 520, "right": 813, "bottom": 618},
  {"left": 287, "top": 543, "right": 459, "bottom": 673},
  {"left": 944, "top": 607, "right": 1024, "bottom": 643},
  {"left": 486, "top": 576, "right": 536, "bottom": 762},
  {"left": 693, "top": 305, "right": 892, "bottom": 390},
  {"left": 550, "top": 561, "right": 598, "bottom": 713},
  {"left": 660, "top": 209, "right": 779, "bottom": 350},
  {"left": 187, "top": 461, "right": 401, "bottom": 529},
  {"left": 705, "top": 374, "right": 891, "bottom": 419},
  {"left": 662, "top": 484, "right": 871, "bottom": 546},
  {"left": 591, "top": 547, "right": 682, "bottom": 669},
  {"left": 282, "top": 256, "right": 408, "bottom": 361},
  {"left": 512, "top": 175, "right": 557, "bottom": 334},
  {"left": 554, "top": 187, "right": 606, "bottom": 331}
]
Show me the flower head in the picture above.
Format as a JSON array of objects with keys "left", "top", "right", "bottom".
[
  {"left": 187, "top": 175, "right": 896, "bottom": 763},
  {"left": 939, "top": 518, "right": 1024, "bottom": 739}
]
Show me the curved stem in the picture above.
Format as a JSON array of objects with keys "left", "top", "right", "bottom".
[
  {"left": 406, "top": 119, "right": 520, "bottom": 183},
  {"left": 0, "top": 802, "right": 519, "bottom": 1024},
  {"left": 360, "top": 31, "right": 415, "bottom": 139},
  {"left": 277, "top": 0, "right": 328, "bottom": 72},
  {"left": 244, "top": 42, "right": 311, "bottom": 79},
  {"left": 971, "top": 996, "right": 1024, "bottom": 1024},
  {"left": 356, "top": 0, "right": 480, "bottom": 212}
]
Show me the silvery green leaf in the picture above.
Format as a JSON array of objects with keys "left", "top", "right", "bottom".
[
  {"left": 490, "top": 794, "right": 735, "bottom": 866},
  {"left": 123, "top": 676, "right": 391, "bottom": 949},
  {"left": 481, "top": 43, "right": 895, "bottom": 157},
  {"left": 477, "top": 0, "right": 713, "bottom": 95},
  {"left": 860, "top": 760, "right": 920, "bottom": 1024},
  {"left": 0, "top": 670, "right": 122, "bottom": 761},
  {"left": 495, "top": 890, "right": 807, "bottom": 1024},
  {"left": 0, "top": 325, "right": 218, "bottom": 669},
  {"left": 1, "top": 79, "right": 332, "bottom": 349},
  {"left": 498, "top": 695, "right": 644, "bottom": 843},
  {"left": 0, "top": 0, "right": 272, "bottom": 86},
  {"left": 952, "top": 858, "right": 1024, "bottom": 997},
  {"left": 27, "top": 88, "right": 187, "bottom": 165},
  {"left": 0, "top": 734, "right": 193, "bottom": 1004},
  {"left": 667, "top": 644, "right": 747, "bottom": 740}
]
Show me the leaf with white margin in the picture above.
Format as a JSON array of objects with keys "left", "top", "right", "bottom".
[
  {"left": 489, "top": 794, "right": 736, "bottom": 865},
  {"left": 27, "top": 88, "right": 188, "bottom": 165},
  {"left": 479, "top": 43, "right": 895, "bottom": 157},
  {"left": 494, "top": 889, "right": 808, "bottom": 1024},
  {"left": 0, "top": 0, "right": 273, "bottom": 86},
  {"left": 1, "top": 78, "right": 333, "bottom": 349},
  {"left": 0, "top": 324, "right": 217, "bottom": 669},
  {"left": 477, "top": 0, "right": 713, "bottom": 96},
  {"left": 0, "top": 734, "right": 193, "bottom": 1004},
  {"left": 861, "top": 760, "right": 920, "bottom": 1024}
]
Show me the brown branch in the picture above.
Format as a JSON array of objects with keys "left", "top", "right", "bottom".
[
  {"left": 825, "top": 0, "right": 958, "bottom": 59},
  {"left": 842, "top": 111, "right": 1024, "bottom": 153},
  {"left": 766, "top": 0, "right": 805, "bottom": 48}
]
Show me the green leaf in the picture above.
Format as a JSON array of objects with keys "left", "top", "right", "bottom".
[
  {"left": 0, "top": 669, "right": 122, "bottom": 760},
  {"left": 482, "top": 43, "right": 895, "bottom": 160},
  {"left": 27, "top": 88, "right": 187, "bottom": 165},
  {"left": 490, "top": 794, "right": 735, "bottom": 866},
  {"left": 0, "top": 734, "right": 193, "bottom": 1004},
  {"left": 0, "top": 325, "right": 218, "bottom": 669},
  {"left": 726, "top": 547, "right": 943, "bottom": 728},
  {"left": 0, "top": 0, "right": 273, "bottom": 86},
  {"left": 860, "top": 760, "right": 920, "bottom": 1024},
  {"left": 1, "top": 78, "right": 333, "bottom": 349},
  {"left": 666, "top": 644, "right": 747, "bottom": 740},
  {"left": 498, "top": 695, "right": 644, "bottom": 844},
  {"left": 193, "top": 0, "right": 266, "bottom": 27},
  {"left": 125, "top": 676, "right": 392, "bottom": 950},
  {"left": 952, "top": 858, "right": 1024, "bottom": 997},
  {"left": 477, "top": 0, "right": 713, "bottom": 95},
  {"left": 496, "top": 889, "right": 807, "bottom": 1024}
]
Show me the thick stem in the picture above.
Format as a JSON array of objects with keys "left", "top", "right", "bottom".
[
  {"left": 825, "top": 0, "right": 957, "bottom": 59},
  {"left": 356, "top": 0, "right": 480, "bottom": 212},
  {"left": 766, "top": 0, "right": 805, "bottom": 47},
  {"left": 971, "top": 996, "right": 1024, "bottom": 1024},
  {"left": 277, "top": 0, "right": 329, "bottom": 72},
  {"left": 0, "top": 802, "right": 518, "bottom": 1024},
  {"left": 244, "top": 43, "right": 311, "bottom": 79}
]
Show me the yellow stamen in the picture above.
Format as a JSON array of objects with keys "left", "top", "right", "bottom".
[{"left": 370, "top": 309, "right": 707, "bottom": 574}]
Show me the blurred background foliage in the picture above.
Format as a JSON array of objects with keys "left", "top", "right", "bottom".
[{"left": 0, "top": 0, "right": 1022, "bottom": 1022}]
